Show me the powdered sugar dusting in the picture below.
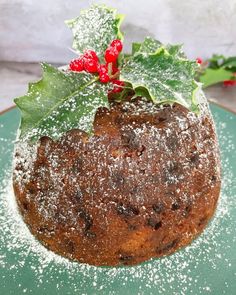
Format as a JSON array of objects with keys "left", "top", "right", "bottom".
[
  {"left": 12, "top": 93, "right": 220, "bottom": 235},
  {"left": 0, "top": 106, "right": 236, "bottom": 294}
]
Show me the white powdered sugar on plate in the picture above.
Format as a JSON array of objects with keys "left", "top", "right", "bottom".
[{"left": 0, "top": 111, "right": 236, "bottom": 295}]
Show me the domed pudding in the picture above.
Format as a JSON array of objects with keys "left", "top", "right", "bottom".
[
  {"left": 12, "top": 5, "right": 221, "bottom": 266},
  {"left": 13, "top": 95, "right": 220, "bottom": 266}
]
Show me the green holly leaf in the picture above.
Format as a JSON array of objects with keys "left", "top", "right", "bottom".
[
  {"left": 222, "top": 57, "right": 236, "bottom": 71},
  {"left": 166, "top": 44, "right": 186, "bottom": 59},
  {"left": 66, "top": 4, "right": 124, "bottom": 60},
  {"left": 138, "top": 37, "right": 162, "bottom": 54},
  {"left": 199, "top": 68, "right": 234, "bottom": 88},
  {"left": 14, "top": 63, "right": 109, "bottom": 141},
  {"left": 132, "top": 42, "right": 142, "bottom": 55},
  {"left": 208, "top": 54, "right": 225, "bottom": 69},
  {"left": 132, "top": 37, "right": 185, "bottom": 59},
  {"left": 120, "top": 42, "right": 199, "bottom": 112}
]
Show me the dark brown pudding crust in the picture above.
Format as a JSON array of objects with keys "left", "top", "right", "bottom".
[{"left": 13, "top": 97, "right": 221, "bottom": 266}]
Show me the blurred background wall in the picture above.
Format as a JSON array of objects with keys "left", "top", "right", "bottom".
[
  {"left": 0, "top": 0, "right": 236, "bottom": 64},
  {"left": 0, "top": 0, "right": 236, "bottom": 112}
]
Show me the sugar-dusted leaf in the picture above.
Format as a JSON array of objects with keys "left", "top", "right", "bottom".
[
  {"left": 138, "top": 37, "right": 162, "bottom": 54},
  {"left": 120, "top": 46, "right": 199, "bottom": 112},
  {"left": 66, "top": 4, "right": 124, "bottom": 60},
  {"left": 133, "top": 86, "right": 152, "bottom": 100},
  {"left": 14, "top": 63, "right": 109, "bottom": 141},
  {"left": 166, "top": 44, "right": 186, "bottom": 59},
  {"left": 132, "top": 42, "right": 142, "bottom": 55},
  {"left": 199, "top": 68, "right": 233, "bottom": 88},
  {"left": 133, "top": 37, "right": 185, "bottom": 59}
]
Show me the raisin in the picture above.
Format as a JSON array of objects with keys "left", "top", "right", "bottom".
[
  {"left": 183, "top": 205, "right": 192, "bottom": 217},
  {"left": 22, "top": 201, "right": 29, "bottom": 211},
  {"left": 72, "top": 158, "right": 83, "bottom": 173},
  {"left": 163, "top": 239, "right": 179, "bottom": 251},
  {"left": 190, "top": 152, "right": 199, "bottom": 164},
  {"left": 117, "top": 203, "right": 139, "bottom": 217},
  {"left": 119, "top": 254, "right": 133, "bottom": 262},
  {"left": 127, "top": 223, "right": 137, "bottom": 231},
  {"left": 171, "top": 202, "right": 180, "bottom": 211},
  {"left": 64, "top": 239, "right": 75, "bottom": 254},
  {"left": 158, "top": 116, "right": 167, "bottom": 122},
  {"left": 147, "top": 218, "right": 162, "bottom": 230},
  {"left": 78, "top": 209, "right": 93, "bottom": 232},
  {"left": 168, "top": 162, "right": 179, "bottom": 173},
  {"left": 154, "top": 221, "right": 162, "bottom": 230},
  {"left": 139, "top": 169, "right": 146, "bottom": 175},
  {"left": 37, "top": 226, "right": 54, "bottom": 237},
  {"left": 150, "top": 174, "right": 160, "bottom": 185},
  {"left": 40, "top": 136, "right": 52, "bottom": 145},
  {"left": 112, "top": 172, "right": 125, "bottom": 187},
  {"left": 211, "top": 175, "right": 217, "bottom": 183},
  {"left": 120, "top": 107, "right": 128, "bottom": 113},
  {"left": 157, "top": 239, "right": 179, "bottom": 254},
  {"left": 85, "top": 231, "right": 97, "bottom": 238},
  {"left": 54, "top": 212, "right": 67, "bottom": 226},
  {"left": 114, "top": 115, "right": 123, "bottom": 125},
  {"left": 129, "top": 186, "right": 138, "bottom": 196},
  {"left": 136, "top": 145, "right": 146, "bottom": 156},
  {"left": 75, "top": 189, "right": 83, "bottom": 201},
  {"left": 152, "top": 203, "right": 164, "bottom": 214},
  {"left": 121, "top": 129, "right": 139, "bottom": 150},
  {"left": 27, "top": 186, "right": 37, "bottom": 194},
  {"left": 198, "top": 216, "right": 208, "bottom": 227},
  {"left": 166, "top": 134, "right": 178, "bottom": 150}
]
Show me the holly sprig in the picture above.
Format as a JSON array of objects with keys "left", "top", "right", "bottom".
[
  {"left": 15, "top": 4, "right": 201, "bottom": 142},
  {"left": 196, "top": 54, "right": 236, "bottom": 88}
]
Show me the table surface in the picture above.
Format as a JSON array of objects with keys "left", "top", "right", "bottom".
[{"left": 1, "top": 61, "right": 236, "bottom": 113}]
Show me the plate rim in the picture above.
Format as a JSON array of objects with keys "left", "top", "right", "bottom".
[{"left": 0, "top": 105, "right": 15, "bottom": 115}]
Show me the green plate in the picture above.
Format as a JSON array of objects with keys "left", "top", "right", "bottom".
[{"left": 0, "top": 104, "right": 236, "bottom": 295}]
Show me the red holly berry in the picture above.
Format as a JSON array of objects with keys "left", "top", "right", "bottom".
[
  {"left": 99, "top": 73, "right": 110, "bottom": 83},
  {"left": 223, "top": 80, "right": 236, "bottom": 86},
  {"left": 111, "top": 80, "right": 125, "bottom": 93},
  {"left": 83, "top": 58, "right": 98, "bottom": 73},
  {"left": 98, "top": 64, "right": 110, "bottom": 83},
  {"left": 196, "top": 57, "right": 203, "bottom": 64},
  {"left": 105, "top": 47, "right": 119, "bottom": 63},
  {"left": 111, "top": 39, "right": 123, "bottom": 52},
  {"left": 98, "top": 64, "right": 108, "bottom": 74},
  {"left": 83, "top": 50, "right": 99, "bottom": 62},
  {"left": 81, "top": 50, "right": 99, "bottom": 73},
  {"left": 69, "top": 58, "right": 84, "bottom": 72}
]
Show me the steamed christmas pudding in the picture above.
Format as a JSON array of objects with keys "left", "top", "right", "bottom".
[{"left": 13, "top": 5, "right": 221, "bottom": 266}]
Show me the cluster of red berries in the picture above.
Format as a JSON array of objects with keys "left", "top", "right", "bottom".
[
  {"left": 196, "top": 57, "right": 236, "bottom": 87},
  {"left": 224, "top": 73, "right": 236, "bottom": 86},
  {"left": 196, "top": 57, "right": 203, "bottom": 65},
  {"left": 223, "top": 77, "right": 236, "bottom": 87},
  {"left": 69, "top": 39, "right": 125, "bottom": 93}
]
